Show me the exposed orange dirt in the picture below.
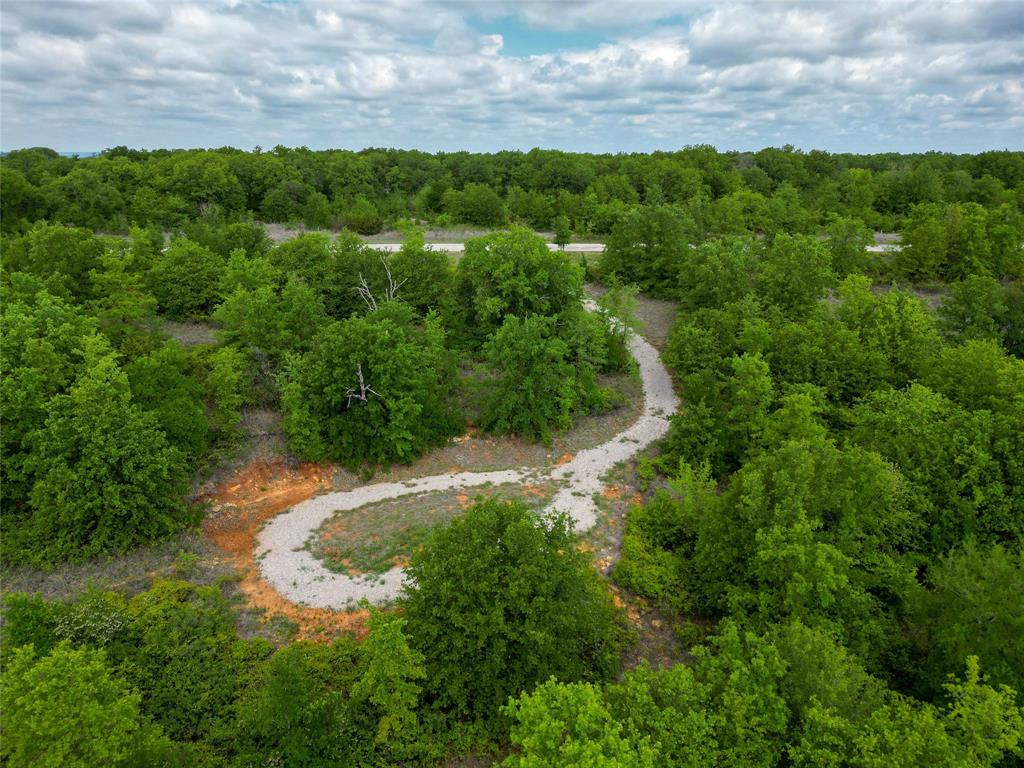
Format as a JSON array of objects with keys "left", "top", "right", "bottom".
[
  {"left": 601, "top": 484, "right": 625, "bottom": 500},
  {"left": 201, "top": 459, "right": 371, "bottom": 641}
]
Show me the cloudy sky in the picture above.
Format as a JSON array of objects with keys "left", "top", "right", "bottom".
[{"left": 2, "top": 0, "right": 1022, "bottom": 153}]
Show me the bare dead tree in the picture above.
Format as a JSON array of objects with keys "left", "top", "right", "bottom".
[
  {"left": 355, "top": 274, "right": 378, "bottom": 311},
  {"left": 354, "top": 255, "right": 408, "bottom": 310},
  {"left": 380, "top": 255, "right": 407, "bottom": 301},
  {"left": 344, "top": 362, "right": 381, "bottom": 408}
]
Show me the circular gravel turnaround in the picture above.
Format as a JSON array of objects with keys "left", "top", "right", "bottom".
[{"left": 255, "top": 302, "right": 680, "bottom": 608}]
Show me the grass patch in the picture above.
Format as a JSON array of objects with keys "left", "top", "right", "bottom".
[{"left": 307, "top": 481, "right": 561, "bottom": 576}]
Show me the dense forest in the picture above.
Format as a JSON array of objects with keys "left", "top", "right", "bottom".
[{"left": 1, "top": 144, "right": 1023, "bottom": 767}]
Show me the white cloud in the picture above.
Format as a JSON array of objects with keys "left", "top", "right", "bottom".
[{"left": 1, "top": 0, "right": 1021, "bottom": 152}]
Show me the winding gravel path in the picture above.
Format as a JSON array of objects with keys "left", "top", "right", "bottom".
[{"left": 255, "top": 305, "right": 679, "bottom": 607}]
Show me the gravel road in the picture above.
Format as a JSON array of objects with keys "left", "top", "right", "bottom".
[
  {"left": 370, "top": 242, "right": 606, "bottom": 253},
  {"left": 254, "top": 304, "right": 679, "bottom": 608}
]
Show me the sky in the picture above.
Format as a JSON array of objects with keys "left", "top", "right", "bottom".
[{"left": 1, "top": 0, "right": 1022, "bottom": 154}]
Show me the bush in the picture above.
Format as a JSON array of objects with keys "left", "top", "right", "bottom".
[
  {"left": 20, "top": 340, "right": 189, "bottom": 563},
  {"left": 344, "top": 196, "right": 383, "bottom": 234},
  {"left": 280, "top": 304, "right": 461, "bottom": 465},
  {"left": 147, "top": 236, "right": 225, "bottom": 319},
  {"left": 453, "top": 227, "right": 584, "bottom": 344},
  {"left": 401, "top": 499, "right": 627, "bottom": 727},
  {"left": 1, "top": 643, "right": 173, "bottom": 768}
]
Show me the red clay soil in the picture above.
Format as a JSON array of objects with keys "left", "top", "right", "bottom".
[{"left": 201, "top": 458, "right": 371, "bottom": 641}]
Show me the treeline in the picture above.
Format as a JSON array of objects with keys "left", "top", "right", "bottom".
[
  {"left": 1, "top": 223, "right": 630, "bottom": 564},
  {"left": 2, "top": 144, "right": 1022, "bottom": 235}
]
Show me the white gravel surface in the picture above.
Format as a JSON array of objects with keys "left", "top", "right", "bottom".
[
  {"left": 254, "top": 304, "right": 679, "bottom": 608},
  {"left": 370, "top": 242, "right": 606, "bottom": 253}
]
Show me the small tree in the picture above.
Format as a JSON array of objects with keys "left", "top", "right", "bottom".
[
  {"left": 353, "top": 607, "right": 426, "bottom": 749},
  {"left": 503, "top": 679, "right": 657, "bottom": 767},
  {"left": 553, "top": 214, "right": 573, "bottom": 249},
  {"left": 344, "top": 196, "right": 383, "bottom": 235},
  {"left": 1, "top": 643, "right": 171, "bottom": 768},
  {"left": 401, "top": 499, "right": 625, "bottom": 726},
  {"left": 25, "top": 339, "right": 189, "bottom": 562},
  {"left": 147, "top": 236, "right": 225, "bottom": 319},
  {"left": 454, "top": 227, "right": 584, "bottom": 344},
  {"left": 481, "top": 315, "right": 576, "bottom": 443},
  {"left": 280, "top": 306, "right": 460, "bottom": 465}
]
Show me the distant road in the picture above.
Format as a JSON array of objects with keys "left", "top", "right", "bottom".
[
  {"left": 369, "top": 242, "right": 606, "bottom": 253},
  {"left": 370, "top": 242, "right": 901, "bottom": 253}
]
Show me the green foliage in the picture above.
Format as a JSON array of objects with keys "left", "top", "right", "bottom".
[
  {"left": 480, "top": 314, "right": 603, "bottom": 443},
  {"left": 20, "top": 339, "right": 189, "bottom": 563},
  {"left": 402, "top": 499, "right": 626, "bottom": 726},
  {"left": 910, "top": 544, "right": 1024, "bottom": 697},
  {"left": 127, "top": 342, "right": 211, "bottom": 461},
  {"left": 121, "top": 580, "right": 259, "bottom": 743},
  {"left": 388, "top": 229, "right": 454, "bottom": 314},
  {"left": 504, "top": 679, "right": 657, "bottom": 767},
  {"left": 88, "top": 247, "right": 161, "bottom": 358},
  {"left": 352, "top": 607, "right": 426, "bottom": 749},
  {"left": 677, "top": 236, "right": 758, "bottom": 311},
  {"left": 1, "top": 592, "right": 62, "bottom": 657},
  {"left": 826, "top": 215, "right": 874, "bottom": 276},
  {"left": 344, "top": 195, "right": 384, "bottom": 234},
  {"left": 454, "top": 227, "right": 584, "bottom": 344},
  {"left": 849, "top": 384, "right": 1010, "bottom": 551},
  {"left": 553, "top": 214, "right": 573, "bottom": 248},
  {"left": 0, "top": 282, "right": 98, "bottom": 510},
  {"left": 600, "top": 205, "right": 694, "bottom": 294},
  {"left": 213, "top": 274, "right": 327, "bottom": 369},
  {"left": 230, "top": 641, "right": 362, "bottom": 767},
  {"left": 280, "top": 305, "right": 461, "bottom": 465},
  {"left": 444, "top": 182, "right": 505, "bottom": 226},
  {"left": 147, "top": 236, "right": 225, "bottom": 319},
  {"left": 937, "top": 274, "right": 1009, "bottom": 342},
  {"left": 756, "top": 233, "right": 836, "bottom": 317},
  {"left": 1, "top": 222, "right": 106, "bottom": 299},
  {"left": 1, "top": 642, "right": 172, "bottom": 768}
]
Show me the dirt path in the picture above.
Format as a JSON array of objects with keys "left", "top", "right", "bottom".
[{"left": 254, "top": 306, "right": 679, "bottom": 608}]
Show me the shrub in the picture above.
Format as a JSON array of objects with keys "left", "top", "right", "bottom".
[{"left": 402, "top": 499, "right": 626, "bottom": 727}]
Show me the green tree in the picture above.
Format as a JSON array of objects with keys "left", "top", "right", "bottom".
[
  {"left": 454, "top": 227, "right": 584, "bottom": 344},
  {"left": 849, "top": 384, "right": 1008, "bottom": 551},
  {"left": 677, "top": 236, "right": 758, "bottom": 312},
  {"left": 481, "top": 315, "right": 577, "bottom": 442},
  {"left": 402, "top": 499, "right": 625, "bottom": 726},
  {"left": 126, "top": 342, "right": 211, "bottom": 461},
  {"left": 600, "top": 205, "right": 694, "bottom": 294},
  {"left": 280, "top": 306, "right": 460, "bottom": 465},
  {"left": 826, "top": 215, "right": 874, "bottom": 276},
  {"left": 445, "top": 182, "right": 505, "bottom": 226},
  {"left": 388, "top": 228, "right": 453, "bottom": 314},
  {"left": 912, "top": 544, "right": 1024, "bottom": 696},
  {"left": 898, "top": 205, "right": 947, "bottom": 281},
  {"left": 0, "top": 283, "right": 98, "bottom": 512},
  {"left": 1, "top": 222, "right": 106, "bottom": 300},
  {"left": 23, "top": 339, "right": 188, "bottom": 562},
  {"left": 756, "top": 233, "right": 835, "bottom": 317},
  {"left": 147, "top": 236, "right": 225, "bottom": 319},
  {"left": 553, "top": 214, "right": 573, "bottom": 249},
  {"left": 214, "top": 274, "right": 326, "bottom": 369},
  {"left": 937, "top": 275, "right": 1008, "bottom": 342},
  {"left": 122, "top": 580, "right": 257, "bottom": 743},
  {"left": 344, "top": 196, "right": 383, "bottom": 234},
  {"left": 503, "top": 679, "right": 657, "bottom": 767},
  {"left": 352, "top": 608, "right": 426, "bottom": 748},
  {"left": 231, "top": 642, "right": 357, "bottom": 767},
  {"left": 88, "top": 247, "right": 161, "bottom": 358},
  {"left": 0, "top": 643, "right": 171, "bottom": 768}
]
